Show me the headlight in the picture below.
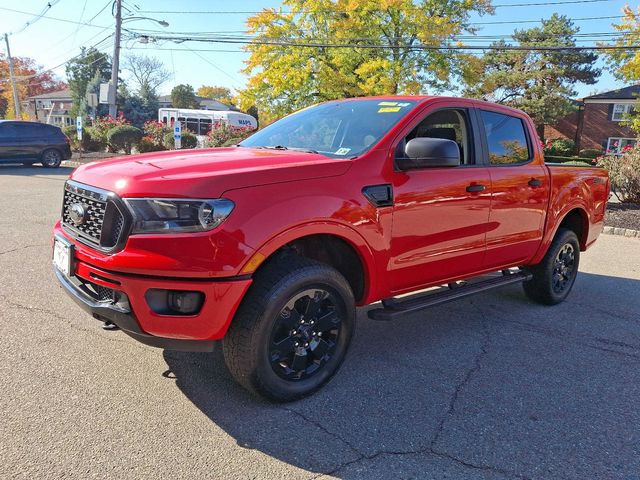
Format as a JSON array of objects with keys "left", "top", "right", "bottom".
[{"left": 124, "top": 198, "right": 235, "bottom": 234}]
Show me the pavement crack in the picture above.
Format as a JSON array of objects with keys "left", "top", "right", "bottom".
[
  {"left": 0, "top": 244, "right": 48, "bottom": 256},
  {"left": 0, "top": 294, "right": 147, "bottom": 349},
  {"left": 281, "top": 406, "right": 364, "bottom": 457},
  {"left": 309, "top": 446, "right": 530, "bottom": 480},
  {"left": 431, "top": 308, "right": 490, "bottom": 449},
  {"left": 498, "top": 317, "right": 640, "bottom": 362}
]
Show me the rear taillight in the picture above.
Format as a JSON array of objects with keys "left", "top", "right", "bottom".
[{"left": 64, "top": 136, "right": 70, "bottom": 144}]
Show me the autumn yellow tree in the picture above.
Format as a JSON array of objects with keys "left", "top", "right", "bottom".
[
  {"left": 196, "top": 85, "right": 235, "bottom": 105},
  {"left": 239, "top": 0, "right": 493, "bottom": 121},
  {"left": 607, "top": 5, "right": 640, "bottom": 133}
]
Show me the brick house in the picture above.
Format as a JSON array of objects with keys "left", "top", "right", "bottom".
[{"left": 545, "top": 85, "right": 638, "bottom": 154}]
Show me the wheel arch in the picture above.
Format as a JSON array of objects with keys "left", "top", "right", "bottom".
[
  {"left": 240, "top": 222, "right": 377, "bottom": 305},
  {"left": 557, "top": 207, "right": 589, "bottom": 250}
]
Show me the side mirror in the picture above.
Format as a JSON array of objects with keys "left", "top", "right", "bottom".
[{"left": 397, "top": 137, "right": 461, "bottom": 170}]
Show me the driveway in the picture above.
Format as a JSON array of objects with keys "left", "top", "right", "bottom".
[{"left": 1, "top": 165, "right": 639, "bottom": 479}]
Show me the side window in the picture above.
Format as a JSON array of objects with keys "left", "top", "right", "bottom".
[
  {"left": 395, "top": 109, "right": 472, "bottom": 165},
  {"left": 480, "top": 110, "right": 531, "bottom": 165}
]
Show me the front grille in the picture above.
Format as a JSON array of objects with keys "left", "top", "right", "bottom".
[{"left": 61, "top": 180, "right": 128, "bottom": 252}]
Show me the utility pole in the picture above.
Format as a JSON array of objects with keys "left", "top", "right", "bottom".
[
  {"left": 108, "top": 0, "right": 122, "bottom": 118},
  {"left": 4, "top": 33, "right": 22, "bottom": 119}
]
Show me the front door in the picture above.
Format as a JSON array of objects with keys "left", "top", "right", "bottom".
[{"left": 390, "top": 104, "right": 492, "bottom": 293}]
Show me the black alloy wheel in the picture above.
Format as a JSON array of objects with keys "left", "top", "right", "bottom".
[
  {"left": 269, "top": 288, "right": 343, "bottom": 381},
  {"left": 223, "top": 255, "right": 355, "bottom": 402},
  {"left": 552, "top": 243, "right": 576, "bottom": 294},
  {"left": 523, "top": 227, "right": 580, "bottom": 305}
]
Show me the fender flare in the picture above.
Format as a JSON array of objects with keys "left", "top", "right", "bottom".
[{"left": 240, "top": 220, "right": 379, "bottom": 304}]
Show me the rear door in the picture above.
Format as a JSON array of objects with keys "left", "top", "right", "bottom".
[
  {"left": 389, "top": 101, "right": 492, "bottom": 292},
  {"left": 476, "top": 108, "right": 550, "bottom": 268}
]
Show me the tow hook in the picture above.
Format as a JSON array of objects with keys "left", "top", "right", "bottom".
[{"left": 102, "top": 321, "right": 120, "bottom": 331}]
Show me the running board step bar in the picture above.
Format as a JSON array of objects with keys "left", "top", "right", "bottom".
[{"left": 367, "top": 270, "right": 533, "bottom": 321}]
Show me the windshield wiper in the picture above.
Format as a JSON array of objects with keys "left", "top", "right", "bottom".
[{"left": 256, "top": 145, "right": 320, "bottom": 154}]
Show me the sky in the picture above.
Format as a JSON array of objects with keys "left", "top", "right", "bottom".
[{"left": 0, "top": 0, "right": 633, "bottom": 99}]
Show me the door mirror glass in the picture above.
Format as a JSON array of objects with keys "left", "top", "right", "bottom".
[{"left": 397, "top": 137, "right": 461, "bottom": 170}]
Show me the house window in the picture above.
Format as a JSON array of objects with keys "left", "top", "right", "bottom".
[
  {"left": 611, "top": 103, "right": 634, "bottom": 121},
  {"left": 607, "top": 137, "right": 637, "bottom": 155}
]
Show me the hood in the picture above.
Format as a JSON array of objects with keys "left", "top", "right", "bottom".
[{"left": 70, "top": 147, "right": 353, "bottom": 198}]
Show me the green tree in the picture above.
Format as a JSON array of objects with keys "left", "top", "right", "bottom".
[
  {"left": 465, "top": 14, "right": 600, "bottom": 139},
  {"left": 118, "top": 84, "right": 159, "bottom": 128},
  {"left": 239, "top": 0, "right": 493, "bottom": 122},
  {"left": 65, "top": 47, "right": 111, "bottom": 118},
  {"left": 196, "top": 85, "right": 234, "bottom": 105},
  {"left": 605, "top": 5, "right": 640, "bottom": 134},
  {"left": 171, "top": 84, "right": 198, "bottom": 109}
]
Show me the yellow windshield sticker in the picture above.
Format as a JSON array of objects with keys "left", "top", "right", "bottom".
[
  {"left": 378, "top": 101, "right": 398, "bottom": 106},
  {"left": 378, "top": 107, "right": 401, "bottom": 113}
]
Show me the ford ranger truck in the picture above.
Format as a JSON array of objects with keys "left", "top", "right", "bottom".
[{"left": 52, "top": 97, "right": 609, "bottom": 401}]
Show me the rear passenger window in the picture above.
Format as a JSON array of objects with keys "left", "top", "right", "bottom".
[{"left": 480, "top": 110, "right": 530, "bottom": 165}]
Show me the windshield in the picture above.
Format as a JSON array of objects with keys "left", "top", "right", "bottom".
[{"left": 239, "top": 99, "right": 417, "bottom": 158}]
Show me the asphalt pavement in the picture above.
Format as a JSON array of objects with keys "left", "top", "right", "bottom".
[{"left": 1, "top": 164, "right": 639, "bottom": 480}]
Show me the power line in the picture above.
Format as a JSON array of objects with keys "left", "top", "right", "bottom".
[
  {"left": 137, "top": 1, "right": 611, "bottom": 15},
  {"left": 473, "top": 15, "right": 622, "bottom": 25},
  {"left": 6, "top": 0, "right": 62, "bottom": 36},
  {"left": 0, "top": 6, "right": 110, "bottom": 29},
  {"left": 1, "top": 34, "right": 113, "bottom": 84},
  {"left": 124, "top": 32, "right": 639, "bottom": 52}
]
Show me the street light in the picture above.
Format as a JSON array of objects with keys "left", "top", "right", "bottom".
[
  {"left": 108, "top": 0, "right": 170, "bottom": 117},
  {"left": 122, "top": 16, "right": 169, "bottom": 28}
]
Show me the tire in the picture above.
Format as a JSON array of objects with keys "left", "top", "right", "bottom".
[
  {"left": 523, "top": 228, "right": 580, "bottom": 305},
  {"left": 222, "top": 255, "right": 356, "bottom": 402},
  {"left": 41, "top": 148, "right": 62, "bottom": 168}
]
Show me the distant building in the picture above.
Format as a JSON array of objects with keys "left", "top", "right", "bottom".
[
  {"left": 22, "top": 89, "right": 74, "bottom": 127},
  {"left": 157, "top": 94, "right": 240, "bottom": 112},
  {"left": 546, "top": 85, "right": 639, "bottom": 154}
]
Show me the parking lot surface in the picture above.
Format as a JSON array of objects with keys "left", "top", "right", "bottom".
[{"left": 1, "top": 165, "right": 639, "bottom": 480}]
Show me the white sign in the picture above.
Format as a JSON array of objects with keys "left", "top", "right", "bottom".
[
  {"left": 174, "top": 121, "right": 182, "bottom": 149},
  {"left": 76, "top": 116, "right": 83, "bottom": 141},
  {"left": 99, "top": 83, "right": 114, "bottom": 104}
]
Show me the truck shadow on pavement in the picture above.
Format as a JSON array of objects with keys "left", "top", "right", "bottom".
[
  {"left": 162, "top": 271, "right": 640, "bottom": 479},
  {"left": 0, "top": 164, "right": 74, "bottom": 177}
]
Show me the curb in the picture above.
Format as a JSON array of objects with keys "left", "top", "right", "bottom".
[{"left": 603, "top": 226, "right": 640, "bottom": 239}]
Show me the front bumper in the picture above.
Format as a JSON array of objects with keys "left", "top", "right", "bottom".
[{"left": 54, "top": 251, "right": 253, "bottom": 352}]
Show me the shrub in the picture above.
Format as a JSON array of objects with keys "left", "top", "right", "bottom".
[
  {"left": 143, "top": 121, "right": 171, "bottom": 146},
  {"left": 205, "top": 123, "right": 254, "bottom": 147},
  {"left": 62, "top": 125, "right": 104, "bottom": 152},
  {"left": 137, "top": 136, "right": 166, "bottom": 153},
  {"left": 578, "top": 148, "right": 603, "bottom": 160},
  {"left": 561, "top": 160, "right": 592, "bottom": 167},
  {"left": 163, "top": 130, "right": 198, "bottom": 150},
  {"left": 107, "top": 125, "right": 144, "bottom": 154},
  {"left": 597, "top": 145, "right": 640, "bottom": 203},
  {"left": 544, "top": 138, "right": 576, "bottom": 157},
  {"left": 91, "top": 115, "right": 130, "bottom": 152}
]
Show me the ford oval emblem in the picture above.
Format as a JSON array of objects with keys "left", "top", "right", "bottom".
[{"left": 69, "top": 203, "right": 87, "bottom": 226}]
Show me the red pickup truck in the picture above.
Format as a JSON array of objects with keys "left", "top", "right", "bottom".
[{"left": 53, "top": 96, "right": 609, "bottom": 401}]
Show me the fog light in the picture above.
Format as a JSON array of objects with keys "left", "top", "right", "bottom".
[
  {"left": 168, "top": 291, "right": 203, "bottom": 314},
  {"left": 145, "top": 289, "right": 205, "bottom": 316}
]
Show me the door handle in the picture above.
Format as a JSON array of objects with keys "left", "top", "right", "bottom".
[
  {"left": 466, "top": 184, "right": 486, "bottom": 193},
  {"left": 528, "top": 178, "right": 543, "bottom": 187}
]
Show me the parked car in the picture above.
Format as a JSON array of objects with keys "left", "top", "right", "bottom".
[
  {"left": 52, "top": 96, "right": 609, "bottom": 401},
  {"left": 0, "top": 120, "right": 72, "bottom": 167}
]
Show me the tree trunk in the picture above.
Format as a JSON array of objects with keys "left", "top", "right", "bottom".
[{"left": 536, "top": 123, "right": 545, "bottom": 143}]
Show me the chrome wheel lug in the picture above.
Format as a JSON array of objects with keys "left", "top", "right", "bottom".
[{"left": 304, "top": 343, "right": 309, "bottom": 348}]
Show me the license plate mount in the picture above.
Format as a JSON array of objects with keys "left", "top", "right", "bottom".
[{"left": 53, "top": 236, "right": 73, "bottom": 277}]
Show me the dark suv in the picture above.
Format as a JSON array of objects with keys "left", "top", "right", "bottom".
[{"left": 0, "top": 120, "right": 72, "bottom": 168}]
